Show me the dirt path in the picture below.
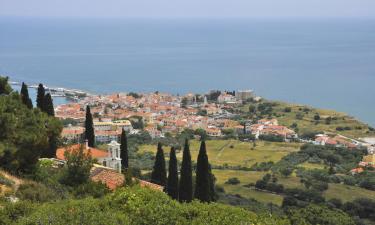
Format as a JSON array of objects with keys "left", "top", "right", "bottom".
[
  {"left": 215, "top": 140, "right": 232, "bottom": 160},
  {"left": 0, "top": 170, "right": 23, "bottom": 192}
]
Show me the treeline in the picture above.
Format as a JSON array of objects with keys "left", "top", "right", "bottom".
[{"left": 150, "top": 139, "right": 217, "bottom": 203}]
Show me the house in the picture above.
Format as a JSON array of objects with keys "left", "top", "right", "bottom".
[
  {"left": 235, "top": 90, "right": 254, "bottom": 101},
  {"left": 358, "top": 154, "right": 375, "bottom": 168},
  {"left": 56, "top": 140, "right": 122, "bottom": 173},
  {"left": 61, "top": 126, "right": 85, "bottom": 143},
  {"left": 95, "top": 130, "right": 120, "bottom": 143},
  {"left": 217, "top": 93, "right": 237, "bottom": 104},
  {"left": 206, "top": 128, "right": 222, "bottom": 137}
]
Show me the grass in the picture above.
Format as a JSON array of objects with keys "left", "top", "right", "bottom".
[
  {"left": 213, "top": 169, "right": 283, "bottom": 206},
  {"left": 299, "top": 162, "right": 326, "bottom": 170},
  {"left": 324, "top": 183, "right": 375, "bottom": 202},
  {"left": 138, "top": 140, "right": 302, "bottom": 167}
]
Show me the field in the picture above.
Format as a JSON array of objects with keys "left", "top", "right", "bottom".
[
  {"left": 138, "top": 140, "right": 302, "bottom": 167},
  {"left": 139, "top": 139, "right": 375, "bottom": 206}
]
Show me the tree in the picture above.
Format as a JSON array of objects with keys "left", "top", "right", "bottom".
[
  {"left": 43, "top": 93, "right": 55, "bottom": 116},
  {"left": 36, "top": 83, "right": 45, "bottom": 111},
  {"left": 0, "top": 76, "right": 12, "bottom": 95},
  {"left": 194, "top": 140, "right": 211, "bottom": 202},
  {"left": 85, "top": 105, "right": 95, "bottom": 147},
  {"left": 61, "top": 144, "right": 93, "bottom": 186},
  {"left": 20, "top": 82, "right": 33, "bottom": 109},
  {"left": 42, "top": 117, "right": 62, "bottom": 158},
  {"left": 166, "top": 147, "right": 178, "bottom": 200},
  {"left": 120, "top": 129, "right": 129, "bottom": 169},
  {"left": 179, "top": 139, "right": 193, "bottom": 202},
  {"left": 0, "top": 91, "right": 62, "bottom": 174},
  {"left": 151, "top": 143, "right": 167, "bottom": 186}
]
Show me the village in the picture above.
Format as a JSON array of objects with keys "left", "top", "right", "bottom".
[{"left": 56, "top": 89, "right": 375, "bottom": 176}]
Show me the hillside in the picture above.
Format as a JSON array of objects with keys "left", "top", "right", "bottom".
[
  {"left": 138, "top": 140, "right": 375, "bottom": 207},
  {"left": 0, "top": 184, "right": 290, "bottom": 225},
  {"left": 239, "top": 100, "right": 375, "bottom": 139}
]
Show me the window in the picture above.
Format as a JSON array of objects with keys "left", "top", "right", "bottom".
[{"left": 103, "top": 160, "right": 106, "bottom": 166}]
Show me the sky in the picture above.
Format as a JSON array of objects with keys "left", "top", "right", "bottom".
[{"left": 1, "top": 0, "right": 375, "bottom": 19}]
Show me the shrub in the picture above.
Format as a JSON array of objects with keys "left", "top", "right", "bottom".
[
  {"left": 225, "top": 177, "right": 240, "bottom": 185},
  {"left": 16, "top": 182, "right": 60, "bottom": 203}
]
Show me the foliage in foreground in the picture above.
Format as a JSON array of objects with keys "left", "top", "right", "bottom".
[{"left": 1, "top": 186, "right": 290, "bottom": 225}]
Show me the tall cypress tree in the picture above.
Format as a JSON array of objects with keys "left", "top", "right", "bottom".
[
  {"left": 43, "top": 93, "right": 55, "bottom": 116},
  {"left": 151, "top": 143, "right": 167, "bottom": 186},
  {"left": 36, "top": 83, "right": 45, "bottom": 111},
  {"left": 179, "top": 139, "right": 193, "bottom": 202},
  {"left": 166, "top": 147, "right": 179, "bottom": 200},
  {"left": 120, "top": 129, "right": 129, "bottom": 169},
  {"left": 194, "top": 140, "right": 211, "bottom": 202},
  {"left": 85, "top": 105, "right": 95, "bottom": 147},
  {"left": 20, "top": 82, "right": 33, "bottom": 109}
]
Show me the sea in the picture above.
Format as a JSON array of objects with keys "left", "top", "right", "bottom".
[{"left": 0, "top": 17, "right": 374, "bottom": 126}]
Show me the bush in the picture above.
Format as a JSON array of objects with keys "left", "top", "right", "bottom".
[
  {"left": 225, "top": 177, "right": 240, "bottom": 185},
  {"left": 11, "top": 186, "right": 290, "bottom": 225},
  {"left": 259, "top": 135, "right": 284, "bottom": 142},
  {"left": 16, "top": 182, "right": 59, "bottom": 203}
]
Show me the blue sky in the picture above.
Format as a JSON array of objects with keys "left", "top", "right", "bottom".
[{"left": 1, "top": 0, "right": 375, "bottom": 18}]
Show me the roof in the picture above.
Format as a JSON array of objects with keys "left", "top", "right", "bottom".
[
  {"left": 90, "top": 165, "right": 124, "bottom": 190},
  {"left": 56, "top": 144, "right": 109, "bottom": 161}
]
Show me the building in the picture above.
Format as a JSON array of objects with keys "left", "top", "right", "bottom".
[
  {"left": 235, "top": 90, "right": 254, "bottom": 101},
  {"left": 61, "top": 126, "right": 85, "bottom": 143},
  {"left": 56, "top": 140, "right": 122, "bottom": 173},
  {"left": 217, "top": 93, "right": 237, "bottom": 104},
  {"left": 95, "top": 130, "right": 120, "bottom": 143}
]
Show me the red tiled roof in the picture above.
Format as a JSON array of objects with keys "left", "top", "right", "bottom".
[
  {"left": 56, "top": 144, "right": 109, "bottom": 160},
  {"left": 90, "top": 166, "right": 124, "bottom": 190}
]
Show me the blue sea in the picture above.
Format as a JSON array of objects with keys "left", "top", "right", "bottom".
[{"left": 0, "top": 17, "right": 374, "bottom": 126}]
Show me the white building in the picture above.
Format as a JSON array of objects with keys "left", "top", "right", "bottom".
[
  {"left": 235, "top": 90, "right": 254, "bottom": 101},
  {"left": 101, "top": 141, "right": 122, "bottom": 173}
]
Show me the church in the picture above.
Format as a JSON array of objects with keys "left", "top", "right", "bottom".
[{"left": 56, "top": 140, "right": 122, "bottom": 173}]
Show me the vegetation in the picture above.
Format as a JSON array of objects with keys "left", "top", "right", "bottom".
[
  {"left": 179, "top": 139, "right": 193, "bottom": 202},
  {"left": 20, "top": 82, "right": 33, "bottom": 109},
  {"left": 84, "top": 105, "right": 95, "bottom": 147},
  {"left": 166, "top": 147, "right": 179, "bottom": 200},
  {"left": 0, "top": 89, "right": 62, "bottom": 174},
  {"left": 194, "top": 140, "right": 214, "bottom": 202},
  {"left": 150, "top": 143, "right": 167, "bottom": 186},
  {"left": 120, "top": 129, "right": 129, "bottom": 169},
  {"left": 0, "top": 186, "right": 290, "bottom": 225}
]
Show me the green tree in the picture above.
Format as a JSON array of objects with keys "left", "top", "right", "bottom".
[
  {"left": 42, "top": 118, "right": 62, "bottom": 158},
  {"left": 289, "top": 204, "right": 355, "bottom": 225},
  {"left": 36, "top": 83, "right": 45, "bottom": 111},
  {"left": 20, "top": 82, "right": 33, "bottom": 109},
  {"left": 85, "top": 105, "right": 95, "bottom": 147},
  {"left": 0, "top": 92, "right": 58, "bottom": 174},
  {"left": 179, "top": 139, "right": 193, "bottom": 202},
  {"left": 61, "top": 144, "right": 93, "bottom": 186},
  {"left": 166, "top": 147, "right": 178, "bottom": 200},
  {"left": 151, "top": 142, "right": 167, "bottom": 186},
  {"left": 120, "top": 129, "right": 129, "bottom": 169},
  {"left": 194, "top": 140, "right": 211, "bottom": 202},
  {"left": 43, "top": 93, "right": 55, "bottom": 116},
  {"left": 0, "top": 76, "right": 12, "bottom": 95}
]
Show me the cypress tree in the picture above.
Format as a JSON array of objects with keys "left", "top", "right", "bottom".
[
  {"left": 151, "top": 143, "right": 167, "bottom": 186},
  {"left": 179, "top": 139, "right": 193, "bottom": 202},
  {"left": 166, "top": 147, "right": 178, "bottom": 200},
  {"left": 20, "top": 82, "right": 33, "bottom": 109},
  {"left": 120, "top": 129, "right": 129, "bottom": 169},
  {"left": 85, "top": 105, "right": 95, "bottom": 147},
  {"left": 43, "top": 93, "right": 55, "bottom": 116},
  {"left": 194, "top": 140, "right": 211, "bottom": 202},
  {"left": 36, "top": 83, "right": 45, "bottom": 111},
  {"left": 208, "top": 164, "right": 217, "bottom": 202}
]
